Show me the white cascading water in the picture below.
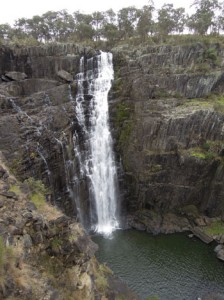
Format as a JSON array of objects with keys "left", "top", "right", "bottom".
[{"left": 74, "top": 51, "right": 119, "bottom": 235}]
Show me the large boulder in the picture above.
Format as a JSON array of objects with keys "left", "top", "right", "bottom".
[
  {"left": 57, "top": 70, "right": 73, "bottom": 82},
  {"left": 5, "top": 71, "right": 27, "bottom": 81},
  {"left": 214, "top": 244, "right": 224, "bottom": 261},
  {"left": 192, "top": 227, "right": 213, "bottom": 244}
]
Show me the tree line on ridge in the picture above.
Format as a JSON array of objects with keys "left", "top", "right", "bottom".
[{"left": 0, "top": 0, "right": 223, "bottom": 45}]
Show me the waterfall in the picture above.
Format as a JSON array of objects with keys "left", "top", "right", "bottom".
[{"left": 74, "top": 51, "right": 119, "bottom": 235}]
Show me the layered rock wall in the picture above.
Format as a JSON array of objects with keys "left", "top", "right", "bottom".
[
  {"left": 1, "top": 42, "right": 224, "bottom": 232},
  {"left": 0, "top": 44, "right": 92, "bottom": 219},
  {"left": 111, "top": 42, "right": 224, "bottom": 223},
  {"left": 0, "top": 44, "right": 97, "bottom": 80}
]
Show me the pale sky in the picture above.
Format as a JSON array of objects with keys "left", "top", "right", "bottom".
[{"left": 1, "top": 0, "right": 191, "bottom": 25}]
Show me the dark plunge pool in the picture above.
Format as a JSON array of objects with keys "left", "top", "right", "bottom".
[{"left": 93, "top": 230, "right": 224, "bottom": 300}]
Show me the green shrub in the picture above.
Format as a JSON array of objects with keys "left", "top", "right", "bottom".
[
  {"left": 25, "top": 177, "right": 47, "bottom": 195},
  {"left": 203, "top": 47, "right": 218, "bottom": 61},
  {"left": 202, "top": 143, "right": 210, "bottom": 151},
  {"left": 154, "top": 88, "right": 170, "bottom": 98},
  {"left": 115, "top": 102, "right": 131, "bottom": 126},
  {"left": 99, "top": 263, "right": 113, "bottom": 275},
  {"left": 0, "top": 237, "right": 5, "bottom": 271},
  {"left": 50, "top": 238, "right": 62, "bottom": 249},
  {"left": 118, "top": 121, "right": 133, "bottom": 149},
  {"left": 188, "top": 146, "right": 216, "bottom": 160},
  {"left": 10, "top": 158, "right": 22, "bottom": 175},
  {"left": 214, "top": 96, "right": 224, "bottom": 113},
  {"left": 204, "top": 220, "right": 224, "bottom": 235},
  {"left": 95, "top": 275, "right": 108, "bottom": 293},
  {"left": 190, "top": 150, "right": 206, "bottom": 159},
  {"left": 9, "top": 185, "right": 22, "bottom": 196},
  {"left": 179, "top": 205, "right": 199, "bottom": 218},
  {"left": 31, "top": 193, "right": 46, "bottom": 209},
  {"left": 25, "top": 178, "right": 49, "bottom": 210},
  {"left": 0, "top": 236, "right": 15, "bottom": 285}
]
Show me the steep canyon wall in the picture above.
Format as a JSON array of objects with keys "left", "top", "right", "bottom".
[
  {"left": 1, "top": 42, "right": 224, "bottom": 231},
  {"left": 0, "top": 44, "right": 99, "bottom": 222},
  {"left": 111, "top": 43, "right": 224, "bottom": 230}
]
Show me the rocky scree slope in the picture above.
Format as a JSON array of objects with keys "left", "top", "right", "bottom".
[{"left": 0, "top": 152, "right": 138, "bottom": 300}]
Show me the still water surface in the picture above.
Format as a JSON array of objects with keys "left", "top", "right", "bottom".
[{"left": 93, "top": 230, "right": 224, "bottom": 300}]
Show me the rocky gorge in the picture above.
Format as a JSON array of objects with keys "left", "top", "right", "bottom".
[{"left": 0, "top": 41, "right": 224, "bottom": 297}]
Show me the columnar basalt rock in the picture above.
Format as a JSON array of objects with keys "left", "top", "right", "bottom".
[
  {"left": 0, "top": 44, "right": 86, "bottom": 217},
  {"left": 1, "top": 42, "right": 224, "bottom": 236},
  {"left": 111, "top": 42, "right": 224, "bottom": 230}
]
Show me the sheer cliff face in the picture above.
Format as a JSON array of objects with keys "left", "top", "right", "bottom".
[
  {"left": 111, "top": 43, "right": 224, "bottom": 217},
  {"left": 1, "top": 42, "right": 224, "bottom": 220},
  {"left": 0, "top": 44, "right": 91, "bottom": 217},
  {"left": 0, "top": 44, "right": 88, "bottom": 79}
]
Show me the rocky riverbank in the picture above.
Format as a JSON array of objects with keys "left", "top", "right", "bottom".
[{"left": 126, "top": 207, "right": 224, "bottom": 261}]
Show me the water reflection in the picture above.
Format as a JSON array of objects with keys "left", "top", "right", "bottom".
[{"left": 93, "top": 230, "right": 224, "bottom": 300}]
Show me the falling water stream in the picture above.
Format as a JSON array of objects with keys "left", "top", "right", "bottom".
[{"left": 74, "top": 51, "right": 119, "bottom": 234}]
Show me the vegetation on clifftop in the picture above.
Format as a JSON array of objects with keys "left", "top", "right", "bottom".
[{"left": 1, "top": 0, "right": 224, "bottom": 47}]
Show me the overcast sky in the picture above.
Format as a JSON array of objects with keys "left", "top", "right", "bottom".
[{"left": 1, "top": 0, "right": 192, "bottom": 25}]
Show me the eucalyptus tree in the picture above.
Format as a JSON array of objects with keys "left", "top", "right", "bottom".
[
  {"left": 173, "top": 7, "right": 186, "bottom": 33},
  {"left": 101, "top": 9, "right": 119, "bottom": 43},
  {"left": 117, "top": 6, "right": 140, "bottom": 39},
  {"left": 41, "top": 11, "right": 60, "bottom": 41},
  {"left": 14, "top": 18, "right": 30, "bottom": 39},
  {"left": 187, "top": 0, "right": 221, "bottom": 34},
  {"left": 25, "top": 15, "right": 46, "bottom": 41},
  {"left": 0, "top": 24, "right": 13, "bottom": 40},
  {"left": 137, "top": 4, "right": 155, "bottom": 41},
  {"left": 56, "top": 10, "right": 75, "bottom": 41},
  {"left": 73, "top": 11, "right": 94, "bottom": 42},
  {"left": 14, "top": 18, "right": 28, "bottom": 34},
  {"left": 157, "top": 4, "right": 186, "bottom": 35}
]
